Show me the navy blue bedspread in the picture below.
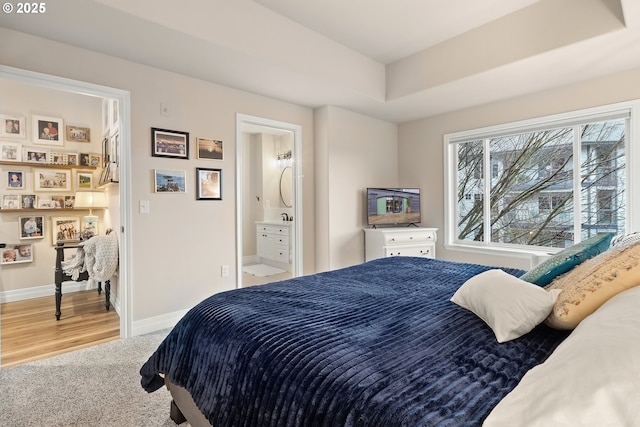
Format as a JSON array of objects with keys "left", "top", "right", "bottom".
[{"left": 141, "top": 257, "right": 568, "bottom": 426}]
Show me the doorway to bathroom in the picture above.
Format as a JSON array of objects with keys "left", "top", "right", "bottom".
[{"left": 236, "top": 114, "right": 302, "bottom": 288}]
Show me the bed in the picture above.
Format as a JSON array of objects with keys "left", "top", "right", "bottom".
[{"left": 140, "top": 235, "right": 640, "bottom": 426}]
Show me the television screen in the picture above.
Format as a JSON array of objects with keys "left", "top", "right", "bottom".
[{"left": 366, "top": 188, "right": 421, "bottom": 226}]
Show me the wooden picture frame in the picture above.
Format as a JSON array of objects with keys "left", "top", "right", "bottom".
[
  {"left": 1, "top": 142, "right": 22, "bottom": 162},
  {"left": 196, "top": 168, "right": 222, "bottom": 200},
  {"left": 154, "top": 169, "right": 186, "bottom": 193},
  {"left": 37, "top": 195, "right": 53, "bottom": 209},
  {"left": 34, "top": 168, "right": 72, "bottom": 192},
  {"left": 89, "top": 153, "right": 101, "bottom": 167},
  {"left": 7, "top": 170, "right": 24, "bottom": 189},
  {"left": 2, "top": 194, "right": 20, "bottom": 209},
  {"left": 51, "top": 216, "right": 81, "bottom": 245},
  {"left": 197, "top": 137, "right": 223, "bottom": 160},
  {"left": 151, "top": 128, "right": 189, "bottom": 159},
  {"left": 50, "top": 195, "right": 65, "bottom": 209},
  {"left": 23, "top": 147, "right": 49, "bottom": 163},
  {"left": 1, "top": 114, "right": 26, "bottom": 138},
  {"left": 66, "top": 153, "right": 79, "bottom": 166},
  {"left": 49, "top": 152, "right": 68, "bottom": 165},
  {"left": 1, "top": 243, "right": 33, "bottom": 264},
  {"left": 79, "top": 152, "right": 91, "bottom": 166},
  {"left": 21, "top": 194, "right": 37, "bottom": 209},
  {"left": 66, "top": 125, "right": 91, "bottom": 142},
  {"left": 20, "top": 216, "right": 44, "bottom": 239},
  {"left": 76, "top": 171, "right": 93, "bottom": 190},
  {"left": 33, "top": 114, "right": 64, "bottom": 146}
]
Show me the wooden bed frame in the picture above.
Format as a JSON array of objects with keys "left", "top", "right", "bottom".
[{"left": 165, "top": 378, "right": 212, "bottom": 427}]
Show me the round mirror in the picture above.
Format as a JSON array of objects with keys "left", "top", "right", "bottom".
[{"left": 279, "top": 166, "right": 293, "bottom": 208}]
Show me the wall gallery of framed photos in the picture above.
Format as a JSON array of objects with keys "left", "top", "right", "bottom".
[{"left": 0, "top": 78, "right": 115, "bottom": 292}]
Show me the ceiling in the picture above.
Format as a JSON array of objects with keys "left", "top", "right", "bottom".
[{"left": 1, "top": 0, "right": 639, "bottom": 123}]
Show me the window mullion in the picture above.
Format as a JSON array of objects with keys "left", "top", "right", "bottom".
[
  {"left": 483, "top": 138, "right": 491, "bottom": 244},
  {"left": 573, "top": 125, "right": 582, "bottom": 242}
]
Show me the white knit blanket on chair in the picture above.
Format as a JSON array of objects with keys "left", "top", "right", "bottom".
[{"left": 61, "top": 233, "right": 119, "bottom": 284}]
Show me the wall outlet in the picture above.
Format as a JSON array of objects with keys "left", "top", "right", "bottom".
[{"left": 221, "top": 265, "right": 229, "bottom": 277}]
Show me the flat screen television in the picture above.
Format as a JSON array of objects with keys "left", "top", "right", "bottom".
[{"left": 366, "top": 187, "right": 421, "bottom": 226}]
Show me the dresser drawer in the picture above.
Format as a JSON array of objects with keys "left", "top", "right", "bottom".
[
  {"left": 381, "top": 229, "right": 436, "bottom": 245},
  {"left": 384, "top": 244, "right": 434, "bottom": 258},
  {"left": 364, "top": 227, "right": 438, "bottom": 262}
]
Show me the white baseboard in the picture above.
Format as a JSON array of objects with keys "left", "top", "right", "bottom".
[
  {"left": 131, "top": 309, "right": 189, "bottom": 336},
  {"left": 1, "top": 282, "right": 120, "bottom": 317},
  {"left": 0, "top": 281, "right": 90, "bottom": 303},
  {"left": 243, "top": 254, "right": 260, "bottom": 265}
]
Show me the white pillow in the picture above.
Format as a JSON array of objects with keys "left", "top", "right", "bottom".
[
  {"left": 450, "top": 269, "right": 561, "bottom": 343},
  {"left": 484, "top": 286, "right": 640, "bottom": 426}
]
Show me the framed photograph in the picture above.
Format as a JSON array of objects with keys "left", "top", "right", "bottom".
[
  {"left": 49, "top": 152, "right": 68, "bottom": 165},
  {"left": 64, "top": 195, "right": 75, "bottom": 208},
  {"left": 1, "top": 142, "right": 22, "bottom": 161},
  {"left": 23, "top": 147, "right": 49, "bottom": 163},
  {"left": 20, "top": 216, "right": 44, "bottom": 239},
  {"left": 154, "top": 169, "right": 186, "bottom": 193},
  {"left": 50, "top": 195, "right": 65, "bottom": 209},
  {"left": 2, "top": 243, "right": 33, "bottom": 264},
  {"left": 196, "top": 168, "right": 222, "bottom": 200},
  {"left": 34, "top": 168, "right": 72, "bottom": 192},
  {"left": 151, "top": 128, "right": 189, "bottom": 159},
  {"left": 66, "top": 153, "right": 78, "bottom": 166},
  {"left": 89, "top": 153, "right": 101, "bottom": 167},
  {"left": 37, "top": 195, "right": 53, "bottom": 209},
  {"left": 51, "top": 216, "right": 81, "bottom": 245},
  {"left": 1, "top": 114, "right": 26, "bottom": 138},
  {"left": 77, "top": 171, "right": 93, "bottom": 190},
  {"left": 81, "top": 216, "right": 99, "bottom": 240},
  {"left": 33, "top": 114, "right": 64, "bottom": 146},
  {"left": 21, "top": 194, "right": 37, "bottom": 209},
  {"left": 197, "top": 137, "right": 223, "bottom": 160},
  {"left": 66, "top": 125, "right": 91, "bottom": 142},
  {"left": 7, "top": 170, "right": 24, "bottom": 189},
  {"left": 79, "top": 152, "right": 91, "bottom": 166},
  {"left": 2, "top": 194, "right": 20, "bottom": 209}
]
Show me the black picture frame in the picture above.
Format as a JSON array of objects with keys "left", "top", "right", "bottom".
[
  {"left": 196, "top": 168, "right": 222, "bottom": 200},
  {"left": 151, "top": 127, "right": 189, "bottom": 159}
]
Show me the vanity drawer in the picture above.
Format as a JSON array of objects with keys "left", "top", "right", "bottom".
[{"left": 258, "top": 224, "right": 290, "bottom": 236}]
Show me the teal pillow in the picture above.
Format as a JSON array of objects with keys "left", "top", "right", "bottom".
[{"left": 520, "top": 233, "right": 614, "bottom": 286}]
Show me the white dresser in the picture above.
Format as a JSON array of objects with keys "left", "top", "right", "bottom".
[
  {"left": 364, "top": 227, "right": 437, "bottom": 261},
  {"left": 256, "top": 222, "right": 291, "bottom": 269}
]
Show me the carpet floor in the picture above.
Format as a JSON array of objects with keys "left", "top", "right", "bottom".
[{"left": 0, "top": 329, "right": 189, "bottom": 427}]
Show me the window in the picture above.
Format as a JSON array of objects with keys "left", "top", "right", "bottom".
[{"left": 445, "top": 102, "right": 638, "bottom": 252}]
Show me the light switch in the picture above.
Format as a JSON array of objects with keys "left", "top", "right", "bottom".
[{"left": 139, "top": 200, "right": 150, "bottom": 214}]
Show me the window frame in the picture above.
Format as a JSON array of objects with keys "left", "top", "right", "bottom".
[{"left": 443, "top": 100, "right": 640, "bottom": 256}]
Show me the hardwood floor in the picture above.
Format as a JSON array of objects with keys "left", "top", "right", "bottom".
[{"left": 1, "top": 289, "right": 120, "bottom": 368}]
